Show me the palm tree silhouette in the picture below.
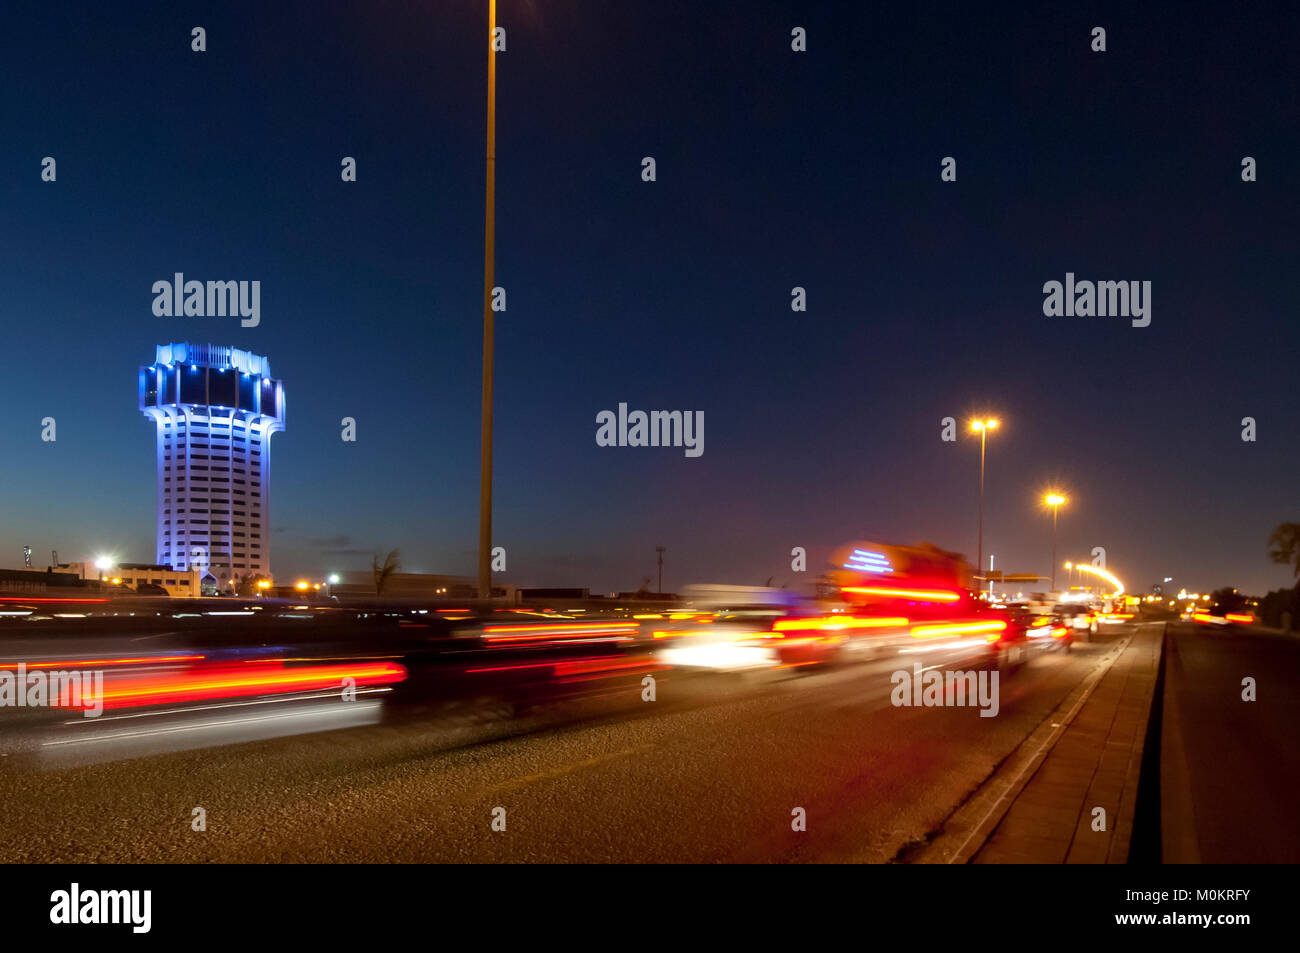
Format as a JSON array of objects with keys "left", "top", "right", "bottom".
[
  {"left": 1268, "top": 524, "right": 1300, "bottom": 583},
  {"left": 372, "top": 549, "right": 401, "bottom": 595}
]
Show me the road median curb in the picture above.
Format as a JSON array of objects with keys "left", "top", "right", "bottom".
[{"left": 905, "top": 623, "right": 1164, "bottom": 864}]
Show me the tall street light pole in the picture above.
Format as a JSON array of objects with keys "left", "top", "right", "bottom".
[
  {"left": 478, "top": 0, "right": 498, "bottom": 600},
  {"left": 1045, "top": 493, "right": 1067, "bottom": 591},
  {"left": 970, "top": 418, "right": 999, "bottom": 594}
]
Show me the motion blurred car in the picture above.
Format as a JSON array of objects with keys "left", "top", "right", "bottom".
[
  {"left": 1044, "top": 607, "right": 1077, "bottom": 650},
  {"left": 656, "top": 585, "right": 846, "bottom": 671},
  {"left": 980, "top": 602, "right": 1037, "bottom": 672},
  {"left": 987, "top": 601, "right": 1072, "bottom": 665},
  {"left": 1011, "top": 605, "right": 1071, "bottom": 653},
  {"left": 651, "top": 604, "right": 796, "bottom": 671},
  {"left": 1054, "top": 603, "right": 1095, "bottom": 639}
]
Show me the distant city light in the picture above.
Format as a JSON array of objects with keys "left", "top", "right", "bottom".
[
  {"left": 328, "top": 574, "right": 340, "bottom": 585},
  {"left": 94, "top": 556, "right": 113, "bottom": 571}
]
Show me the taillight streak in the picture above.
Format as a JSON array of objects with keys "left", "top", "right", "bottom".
[
  {"left": 772, "top": 616, "right": 908, "bottom": 632},
  {"left": 841, "top": 586, "right": 961, "bottom": 603},
  {"left": 910, "top": 620, "right": 1006, "bottom": 639},
  {"left": 94, "top": 661, "right": 406, "bottom": 709}
]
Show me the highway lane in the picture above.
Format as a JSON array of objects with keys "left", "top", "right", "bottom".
[
  {"left": 0, "top": 633, "right": 1122, "bottom": 863},
  {"left": 1159, "top": 621, "right": 1300, "bottom": 862}
]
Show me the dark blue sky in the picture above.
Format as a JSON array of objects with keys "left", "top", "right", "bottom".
[{"left": 2, "top": 1, "right": 1297, "bottom": 595}]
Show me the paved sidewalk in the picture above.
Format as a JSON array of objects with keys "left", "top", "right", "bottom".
[{"left": 972, "top": 625, "right": 1163, "bottom": 863}]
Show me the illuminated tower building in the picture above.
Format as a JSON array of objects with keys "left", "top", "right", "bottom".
[{"left": 139, "top": 343, "right": 285, "bottom": 593}]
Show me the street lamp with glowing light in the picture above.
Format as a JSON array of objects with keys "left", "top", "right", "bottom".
[
  {"left": 1043, "top": 492, "right": 1067, "bottom": 590},
  {"left": 969, "top": 417, "right": 1001, "bottom": 588}
]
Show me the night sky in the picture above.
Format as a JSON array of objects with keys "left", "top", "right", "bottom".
[{"left": 1, "top": 1, "right": 1297, "bottom": 596}]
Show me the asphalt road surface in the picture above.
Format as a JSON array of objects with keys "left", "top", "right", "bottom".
[
  {"left": 0, "top": 633, "right": 1123, "bottom": 862},
  {"left": 1159, "top": 621, "right": 1300, "bottom": 863}
]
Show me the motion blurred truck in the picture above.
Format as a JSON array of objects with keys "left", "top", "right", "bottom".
[
  {"left": 829, "top": 541, "right": 1034, "bottom": 670},
  {"left": 830, "top": 541, "right": 975, "bottom": 614}
]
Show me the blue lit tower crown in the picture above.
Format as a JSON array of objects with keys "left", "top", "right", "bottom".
[{"left": 139, "top": 343, "right": 286, "bottom": 590}]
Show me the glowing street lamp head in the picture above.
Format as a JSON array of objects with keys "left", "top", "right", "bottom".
[
  {"left": 328, "top": 574, "right": 340, "bottom": 585},
  {"left": 1044, "top": 493, "right": 1066, "bottom": 507},
  {"left": 970, "top": 418, "right": 1000, "bottom": 433},
  {"left": 1064, "top": 561, "right": 1072, "bottom": 569},
  {"left": 94, "top": 556, "right": 113, "bottom": 571}
]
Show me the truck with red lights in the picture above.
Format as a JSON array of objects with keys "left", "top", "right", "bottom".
[{"left": 826, "top": 541, "right": 1035, "bottom": 670}]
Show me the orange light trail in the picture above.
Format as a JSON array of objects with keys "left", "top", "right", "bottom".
[
  {"left": 17, "top": 655, "right": 205, "bottom": 670},
  {"left": 94, "top": 661, "right": 406, "bottom": 709},
  {"left": 483, "top": 622, "right": 638, "bottom": 634},
  {"left": 842, "top": 586, "right": 960, "bottom": 602},
  {"left": 651, "top": 628, "right": 716, "bottom": 639},
  {"left": 910, "top": 620, "right": 1006, "bottom": 639},
  {"left": 0, "top": 596, "right": 111, "bottom": 604},
  {"left": 773, "top": 616, "right": 908, "bottom": 632},
  {"left": 481, "top": 618, "right": 640, "bottom": 647}
]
